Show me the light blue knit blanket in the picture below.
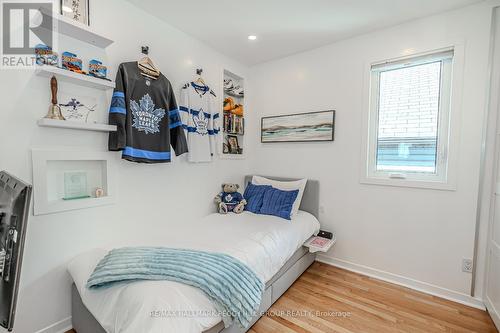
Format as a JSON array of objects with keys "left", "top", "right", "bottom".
[{"left": 86, "top": 247, "right": 264, "bottom": 328}]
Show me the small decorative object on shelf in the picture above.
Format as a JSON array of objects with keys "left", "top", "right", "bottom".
[
  {"left": 223, "top": 113, "right": 244, "bottom": 135},
  {"left": 45, "top": 76, "right": 66, "bottom": 120},
  {"left": 62, "top": 51, "right": 85, "bottom": 74},
  {"left": 59, "top": 95, "right": 97, "bottom": 122},
  {"left": 227, "top": 135, "right": 240, "bottom": 154},
  {"left": 88, "top": 59, "right": 108, "bottom": 80},
  {"left": 224, "top": 78, "right": 244, "bottom": 97},
  {"left": 94, "top": 188, "right": 104, "bottom": 198},
  {"left": 63, "top": 171, "right": 90, "bottom": 200},
  {"left": 61, "top": 0, "right": 90, "bottom": 26},
  {"left": 35, "top": 44, "right": 58, "bottom": 66},
  {"left": 304, "top": 234, "right": 336, "bottom": 253}
]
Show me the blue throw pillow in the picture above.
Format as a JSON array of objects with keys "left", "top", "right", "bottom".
[
  {"left": 260, "top": 187, "right": 299, "bottom": 220},
  {"left": 243, "top": 182, "right": 272, "bottom": 213}
]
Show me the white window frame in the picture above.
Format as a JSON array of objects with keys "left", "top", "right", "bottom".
[{"left": 360, "top": 45, "right": 464, "bottom": 191}]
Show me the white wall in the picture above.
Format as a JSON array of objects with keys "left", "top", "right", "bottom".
[
  {"left": 0, "top": 1, "right": 249, "bottom": 332},
  {"left": 247, "top": 1, "right": 496, "bottom": 303},
  {"left": 1, "top": 1, "right": 498, "bottom": 331}
]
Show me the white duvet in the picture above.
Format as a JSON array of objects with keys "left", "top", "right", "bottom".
[{"left": 68, "top": 211, "right": 320, "bottom": 333}]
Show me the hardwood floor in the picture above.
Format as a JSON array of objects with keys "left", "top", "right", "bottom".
[
  {"left": 66, "top": 262, "right": 498, "bottom": 333},
  {"left": 250, "top": 262, "right": 498, "bottom": 333}
]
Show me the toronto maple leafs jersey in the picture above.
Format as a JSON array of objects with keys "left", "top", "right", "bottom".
[
  {"left": 108, "top": 62, "right": 188, "bottom": 163},
  {"left": 179, "top": 82, "right": 220, "bottom": 163},
  {"left": 219, "top": 191, "right": 243, "bottom": 210}
]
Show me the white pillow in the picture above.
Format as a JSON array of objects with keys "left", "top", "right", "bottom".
[{"left": 252, "top": 176, "right": 307, "bottom": 217}]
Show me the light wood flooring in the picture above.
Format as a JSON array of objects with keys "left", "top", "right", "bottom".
[{"left": 67, "top": 262, "right": 498, "bottom": 333}]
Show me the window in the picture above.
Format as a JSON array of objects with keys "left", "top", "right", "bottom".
[{"left": 366, "top": 50, "right": 453, "bottom": 185}]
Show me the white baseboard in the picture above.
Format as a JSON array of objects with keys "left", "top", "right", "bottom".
[
  {"left": 316, "top": 254, "right": 485, "bottom": 310},
  {"left": 485, "top": 295, "right": 500, "bottom": 330},
  {"left": 34, "top": 316, "right": 72, "bottom": 333}
]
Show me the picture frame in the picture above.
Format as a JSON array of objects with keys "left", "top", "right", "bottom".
[
  {"left": 261, "top": 110, "right": 335, "bottom": 143},
  {"left": 60, "top": 0, "right": 90, "bottom": 26},
  {"left": 227, "top": 135, "right": 240, "bottom": 154}
]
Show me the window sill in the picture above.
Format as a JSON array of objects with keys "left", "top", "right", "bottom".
[{"left": 360, "top": 176, "right": 456, "bottom": 191}]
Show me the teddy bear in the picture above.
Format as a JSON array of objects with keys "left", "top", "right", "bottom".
[{"left": 214, "top": 183, "right": 247, "bottom": 214}]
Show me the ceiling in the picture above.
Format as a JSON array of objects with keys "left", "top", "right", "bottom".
[{"left": 127, "top": 0, "right": 483, "bottom": 66}]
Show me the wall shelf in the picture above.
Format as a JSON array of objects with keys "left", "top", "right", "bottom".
[
  {"left": 35, "top": 65, "right": 115, "bottom": 90},
  {"left": 222, "top": 69, "right": 246, "bottom": 159},
  {"left": 40, "top": 8, "right": 114, "bottom": 48},
  {"left": 304, "top": 235, "right": 336, "bottom": 253},
  {"left": 31, "top": 149, "right": 116, "bottom": 215},
  {"left": 219, "top": 154, "right": 246, "bottom": 160},
  {"left": 38, "top": 118, "right": 116, "bottom": 132}
]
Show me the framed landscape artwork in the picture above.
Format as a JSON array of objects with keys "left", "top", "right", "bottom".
[{"left": 261, "top": 110, "right": 335, "bottom": 143}]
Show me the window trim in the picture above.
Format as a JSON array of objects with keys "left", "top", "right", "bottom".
[{"left": 360, "top": 44, "right": 464, "bottom": 191}]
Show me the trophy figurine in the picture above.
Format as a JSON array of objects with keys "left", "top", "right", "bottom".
[{"left": 45, "top": 76, "right": 65, "bottom": 120}]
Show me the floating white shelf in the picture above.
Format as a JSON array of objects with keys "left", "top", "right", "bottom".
[
  {"left": 37, "top": 118, "right": 117, "bottom": 132},
  {"left": 304, "top": 235, "right": 336, "bottom": 253},
  {"left": 219, "top": 154, "right": 246, "bottom": 160},
  {"left": 40, "top": 8, "right": 114, "bottom": 48},
  {"left": 35, "top": 65, "right": 115, "bottom": 90}
]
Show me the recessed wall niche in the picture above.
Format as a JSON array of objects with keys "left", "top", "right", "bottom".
[{"left": 32, "top": 149, "right": 115, "bottom": 215}]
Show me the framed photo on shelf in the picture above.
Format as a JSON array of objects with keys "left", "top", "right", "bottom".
[
  {"left": 227, "top": 135, "right": 239, "bottom": 154},
  {"left": 261, "top": 110, "right": 335, "bottom": 143},
  {"left": 61, "top": 0, "right": 90, "bottom": 26}
]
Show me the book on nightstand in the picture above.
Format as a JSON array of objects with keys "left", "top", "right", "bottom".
[{"left": 304, "top": 234, "right": 336, "bottom": 253}]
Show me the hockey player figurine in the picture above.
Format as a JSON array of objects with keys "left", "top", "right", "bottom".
[{"left": 214, "top": 183, "right": 247, "bottom": 214}]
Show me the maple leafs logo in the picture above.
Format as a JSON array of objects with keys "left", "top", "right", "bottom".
[
  {"left": 193, "top": 108, "right": 209, "bottom": 135},
  {"left": 131, "top": 94, "right": 165, "bottom": 134}
]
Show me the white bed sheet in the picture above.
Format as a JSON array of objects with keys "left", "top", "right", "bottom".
[{"left": 68, "top": 211, "right": 320, "bottom": 333}]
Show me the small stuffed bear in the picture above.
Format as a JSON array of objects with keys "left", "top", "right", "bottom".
[{"left": 214, "top": 183, "right": 247, "bottom": 214}]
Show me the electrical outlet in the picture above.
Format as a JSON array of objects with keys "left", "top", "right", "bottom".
[
  {"left": 462, "top": 259, "right": 473, "bottom": 273},
  {"left": 319, "top": 205, "right": 325, "bottom": 214}
]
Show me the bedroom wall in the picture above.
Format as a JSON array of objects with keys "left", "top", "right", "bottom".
[
  {"left": 0, "top": 1, "right": 249, "bottom": 332},
  {"left": 247, "top": 1, "right": 497, "bottom": 305}
]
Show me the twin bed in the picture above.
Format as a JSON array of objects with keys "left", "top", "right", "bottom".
[{"left": 68, "top": 176, "right": 320, "bottom": 333}]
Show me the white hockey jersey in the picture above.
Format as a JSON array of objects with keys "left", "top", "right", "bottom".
[{"left": 179, "top": 82, "right": 220, "bottom": 162}]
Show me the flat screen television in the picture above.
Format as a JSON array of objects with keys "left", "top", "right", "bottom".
[{"left": 0, "top": 171, "right": 32, "bottom": 331}]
